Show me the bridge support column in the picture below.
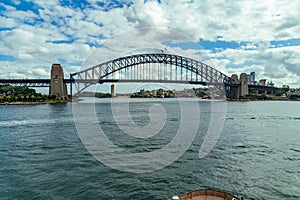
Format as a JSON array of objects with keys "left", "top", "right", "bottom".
[
  {"left": 111, "top": 84, "right": 116, "bottom": 97},
  {"left": 240, "top": 73, "right": 249, "bottom": 97},
  {"left": 50, "top": 64, "right": 68, "bottom": 100},
  {"left": 229, "top": 87, "right": 240, "bottom": 99},
  {"left": 229, "top": 74, "right": 240, "bottom": 99},
  {"left": 70, "top": 74, "right": 73, "bottom": 101}
]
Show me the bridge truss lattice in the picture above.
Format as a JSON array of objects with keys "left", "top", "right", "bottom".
[{"left": 70, "top": 53, "right": 234, "bottom": 96}]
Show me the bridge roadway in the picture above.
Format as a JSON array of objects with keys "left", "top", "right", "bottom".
[
  {"left": 0, "top": 79, "right": 71, "bottom": 87},
  {"left": 0, "top": 78, "right": 222, "bottom": 87},
  {"left": 0, "top": 78, "right": 277, "bottom": 92}
]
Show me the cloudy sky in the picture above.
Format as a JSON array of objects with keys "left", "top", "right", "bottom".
[{"left": 1, "top": 0, "right": 300, "bottom": 92}]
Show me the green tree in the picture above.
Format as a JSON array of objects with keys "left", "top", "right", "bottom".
[{"left": 7, "top": 95, "right": 11, "bottom": 102}]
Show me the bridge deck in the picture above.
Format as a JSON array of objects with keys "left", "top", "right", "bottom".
[
  {"left": 0, "top": 79, "right": 275, "bottom": 90},
  {"left": 0, "top": 79, "right": 72, "bottom": 87}
]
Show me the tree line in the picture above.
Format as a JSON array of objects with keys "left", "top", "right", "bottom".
[{"left": 0, "top": 85, "right": 56, "bottom": 103}]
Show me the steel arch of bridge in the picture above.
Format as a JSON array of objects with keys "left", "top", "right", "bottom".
[{"left": 70, "top": 53, "right": 234, "bottom": 95}]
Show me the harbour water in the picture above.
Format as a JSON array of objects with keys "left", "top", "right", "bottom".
[{"left": 0, "top": 99, "right": 299, "bottom": 199}]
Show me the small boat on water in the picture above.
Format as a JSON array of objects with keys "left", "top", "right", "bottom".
[{"left": 169, "top": 189, "right": 243, "bottom": 200}]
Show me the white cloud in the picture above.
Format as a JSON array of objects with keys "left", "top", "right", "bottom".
[
  {"left": 32, "top": 68, "right": 49, "bottom": 77},
  {"left": 11, "top": 0, "right": 20, "bottom": 5},
  {"left": 0, "top": 16, "right": 18, "bottom": 28},
  {"left": 0, "top": 0, "right": 300, "bottom": 88},
  {"left": 3, "top": 9, "right": 38, "bottom": 22}
]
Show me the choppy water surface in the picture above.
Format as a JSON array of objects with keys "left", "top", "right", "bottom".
[{"left": 0, "top": 99, "right": 299, "bottom": 199}]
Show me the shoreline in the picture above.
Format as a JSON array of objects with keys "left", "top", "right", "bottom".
[
  {"left": 228, "top": 98, "right": 296, "bottom": 101},
  {"left": 1, "top": 98, "right": 299, "bottom": 105},
  {"left": 228, "top": 97, "right": 300, "bottom": 101},
  {"left": 0, "top": 101, "right": 69, "bottom": 106}
]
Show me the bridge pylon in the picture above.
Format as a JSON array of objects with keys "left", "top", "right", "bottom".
[
  {"left": 239, "top": 73, "right": 249, "bottom": 97},
  {"left": 50, "top": 64, "right": 68, "bottom": 100},
  {"left": 111, "top": 84, "right": 116, "bottom": 97},
  {"left": 228, "top": 74, "right": 240, "bottom": 99}
]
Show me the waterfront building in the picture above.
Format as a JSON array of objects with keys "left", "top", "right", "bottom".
[
  {"left": 247, "top": 72, "right": 256, "bottom": 84},
  {"left": 151, "top": 90, "right": 157, "bottom": 97},
  {"left": 267, "top": 82, "right": 274, "bottom": 87},
  {"left": 157, "top": 88, "right": 164, "bottom": 97},
  {"left": 259, "top": 79, "right": 266, "bottom": 86}
]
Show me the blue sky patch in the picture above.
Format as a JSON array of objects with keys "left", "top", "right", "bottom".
[
  {"left": 59, "top": 0, "right": 92, "bottom": 10},
  {"left": 47, "top": 39, "right": 74, "bottom": 44},
  {"left": 1, "top": 1, "right": 40, "bottom": 15},
  {"left": 97, "top": 0, "right": 132, "bottom": 11},
  {"left": 58, "top": 59, "right": 83, "bottom": 67},
  {"left": 0, "top": 27, "right": 14, "bottom": 31},
  {"left": 164, "top": 40, "right": 260, "bottom": 53},
  {"left": 199, "top": 39, "right": 240, "bottom": 51},
  {"left": 144, "top": 0, "right": 161, "bottom": 3},
  {"left": 270, "top": 38, "right": 300, "bottom": 48},
  {"left": 0, "top": 54, "right": 16, "bottom": 62},
  {"left": 163, "top": 41, "right": 203, "bottom": 50}
]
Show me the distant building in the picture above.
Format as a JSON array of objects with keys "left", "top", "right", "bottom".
[
  {"left": 267, "top": 82, "right": 274, "bottom": 87},
  {"left": 173, "top": 88, "right": 196, "bottom": 97},
  {"left": 247, "top": 72, "right": 255, "bottom": 84},
  {"left": 259, "top": 79, "right": 266, "bottom": 86},
  {"left": 282, "top": 85, "right": 290, "bottom": 89},
  {"left": 151, "top": 90, "right": 157, "bottom": 96},
  {"left": 157, "top": 88, "right": 164, "bottom": 97}
]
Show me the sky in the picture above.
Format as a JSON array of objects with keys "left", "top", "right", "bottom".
[{"left": 1, "top": 0, "right": 300, "bottom": 93}]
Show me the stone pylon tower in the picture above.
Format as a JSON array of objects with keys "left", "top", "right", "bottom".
[
  {"left": 240, "top": 73, "right": 249, "bottom": 97},
  {"left": 111, "top": 84, "right": 116, "bottom": 97},
  {"left": 50, "top": 64, "right": 68, "bottom": 100},
  {"left": 229, "top": 74, "right": 240, "bottom": 99}
]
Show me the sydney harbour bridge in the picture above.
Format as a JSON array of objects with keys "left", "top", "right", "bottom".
[{"left": 0, "top": 53, "right": 277, "bottom": 100}]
